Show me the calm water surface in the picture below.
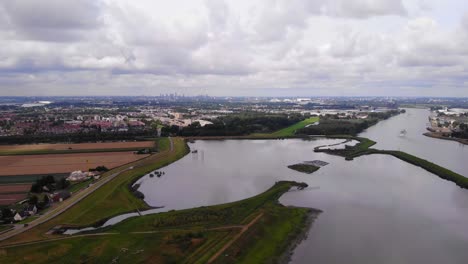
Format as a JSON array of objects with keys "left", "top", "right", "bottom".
[
  {"left": 76, "top": 110, "right": 468, "bottom": 263},
  {"left": 135, "top": 137, "right": 468, "bottom": 263},
  {"left": 360, "top": 108, "right": 468, "bottom": 176}
]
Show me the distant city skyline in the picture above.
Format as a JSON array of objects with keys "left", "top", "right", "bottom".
[{"left": 0, "top": 0, "right": 467, "bottom": 97}]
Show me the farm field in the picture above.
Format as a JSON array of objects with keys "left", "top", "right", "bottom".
[
  {"left": 0, "top": 141, "right": 155, "bottom": 155},
  {"left": 0, "top": 184, "right": 31, "bottom": 205},
  {"left": 0, "top": 152, "right": 150, "bottom": 176},
  {"left": 0, "top": 184, "right": 31, "bottom": 193},
  {"left": 0, "top": 193, "right": 28, "bottom": 206}
]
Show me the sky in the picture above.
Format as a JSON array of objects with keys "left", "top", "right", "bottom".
[{"left": 0, "top": 0, "right": 467, "bottom": 97}]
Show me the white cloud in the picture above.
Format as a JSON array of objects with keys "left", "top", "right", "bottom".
[{"left": 0, "top": 0, "right": 467, "bottom": 96}]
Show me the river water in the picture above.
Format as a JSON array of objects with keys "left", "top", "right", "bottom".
[
  {"left": 360, "top": 108, "right": 468, "bottom": 176},
  {"left": 70, "top": 109, "right": 468, "bottom": 263}
]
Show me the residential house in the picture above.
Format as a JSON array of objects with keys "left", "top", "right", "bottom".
[
  {"left": 26, "top": 205, "right": 37, "bottom": 216},
  {"left": 14, "top": 211, "right": 28, "bottom": 222}
]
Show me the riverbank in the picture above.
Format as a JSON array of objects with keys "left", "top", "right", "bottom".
[
  {"left": 277, "top": 207, "right": 322, "bottom": 264},
  {"left": 424, "top": 132, "right": 468, "bottom": 145},
  {"left": 0, "top": 181, "right": 319, "bottom": 264}
]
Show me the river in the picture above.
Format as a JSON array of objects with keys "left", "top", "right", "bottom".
[
  {"left": 360, "top": 108, "right": 468, "bottom": 176},
  {"left": 68, "top": 109, "right": 468, "bottom": 263}
]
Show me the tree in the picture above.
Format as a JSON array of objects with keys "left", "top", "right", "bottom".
[
  {"left": 30, "top": 183, "right": 41, "bottom": 193},
  {"left": 1, "top": 208, "right": 13, "bottom": 219},
  {"left": 29, "top": 195, "right": 38, "bottom": 205},
  {"left": 56, "top": 177, "right": 70, "bottom": 190},
  {"left": 43, "top": 195, "right": 49, "bottom": 204}
]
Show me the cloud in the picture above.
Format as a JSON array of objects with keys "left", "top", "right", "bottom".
[
  {"left": 0, "top": 0, "right": 466, "bottom": 97},
  {"left": 0, "top": 0, "right": 102, "bottom": 42},
  {"left": 330, "top": 0, "right": 407, "bottom": 18}
]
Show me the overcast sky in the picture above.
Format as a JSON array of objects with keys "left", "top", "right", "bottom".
[{"left": 0, "top": 0, "right": 467, "bottom": 97}]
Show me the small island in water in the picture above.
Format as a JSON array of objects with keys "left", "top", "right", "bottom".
[{"left": 288, "top": 160, "right": 329, "bottom": 174}]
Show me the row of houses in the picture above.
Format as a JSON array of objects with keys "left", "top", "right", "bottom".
[{"left": 12, "top": 191, "right": 71, "bottom": 222}]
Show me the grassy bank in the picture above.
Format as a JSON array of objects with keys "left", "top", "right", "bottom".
[
  {"left": 0, "top": 181, "right": 316, "bottom": 264},
  {"left": 314, "top": 136, "right": 376, "bottom": 159},
  {"left": 59, "top": 138, "right": 189, "bottom": 226},
  {"left": 315, "top": 136, "right": 468, "bottom": 189},
  {"left": 0, "top": 137, "right": 189, "bottom": 245},
  {"left": 370, "top": 150, "right": 468, "bottom": 189}
]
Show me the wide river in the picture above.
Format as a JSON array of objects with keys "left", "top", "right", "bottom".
[{"left": 100, "top": 108, "right": 468, "bottom": 263}]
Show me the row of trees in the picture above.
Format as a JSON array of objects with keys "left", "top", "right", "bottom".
[
  {"left": 163, "top": 113, "right": 305, "bottom": 137},
  {"left": 30, "top": 175, "right": 69, "bottom": 193},
  {"left": 452, "top": 123, "right": 468, "bottom": 139},
  {"left": 298, "top": 110, "right": 402, "bottom": 136}
]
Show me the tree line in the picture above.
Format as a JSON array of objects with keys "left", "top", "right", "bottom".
[{"left": 163, "top": 113, "right": 305, "bottom": 137}]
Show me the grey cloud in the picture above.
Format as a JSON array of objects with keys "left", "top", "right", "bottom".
[
  {"left": 1, "top": 0, "right": 102, "bottom": 42},
  {"left": 0, "top": 0, "right": 466, "bottom": 97},
  {"left": 331, "top": 0, "right": 407, "bottom": 18}
]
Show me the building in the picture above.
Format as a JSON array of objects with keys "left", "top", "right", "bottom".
[
  {"left": 52, "top": 191, "right": 71, "bottom": 202},
  {"left": 25, "top": 205, "right": 37, "bottom": 216},
  {"left": 14, "top": 211, "right": 28, "bottom": 222},
  {"left": 67, "top": 171, "right": 89, "bottom": 182}
]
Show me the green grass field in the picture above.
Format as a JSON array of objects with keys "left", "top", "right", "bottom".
[
  {"left": 155, "top": 137, "right": 171, "bottom": 152},
  {"left": 17, "top": 216, "right": 39, "bottom": 225},
  {"left": 270, "top": 116, "right": 319, "bottom": 137},
  {"left": 67, "top": 179, "right": 94, "bottom": 194},
  {"left": 252, "top": 116, "right": 319, "bottom": 138},
  {"left": 0, "top": 181, "right": 314, "bottom": 264}
]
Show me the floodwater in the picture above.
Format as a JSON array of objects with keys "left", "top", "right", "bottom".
[{"left": 68, "top": 109, "right": 468, "bottom": 263}]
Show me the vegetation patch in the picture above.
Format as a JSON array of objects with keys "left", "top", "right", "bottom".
[
  {"left": 265, "top": 116, "right": 320, "bottom": 137},
  {"left": 0, "top": 181, "right": 318, "bottom": 264},
  {"left": 288, "top": 164, "right": 320, "bottom": 174},
  {"left": 0, "top": 138, "right": 189, "bottom": 246},
  {"left": 297, "top": 110, "right": 401, "bottom": 136}
]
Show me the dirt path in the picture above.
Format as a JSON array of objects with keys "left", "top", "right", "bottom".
[
  {"left": 0, "top": 233, "right": 119, "bottom": 249},
  {"left": 207, "top": 212, "right": 264, "bottom": 264}
]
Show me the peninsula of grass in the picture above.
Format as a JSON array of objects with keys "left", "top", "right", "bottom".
[
  {"left": 288, "top": 163, "right": 320, "bottom": 174},
  {"left": 252, "top": 116, "right": 319, "bottom": 138},
  {"left": 0, "top": 181, "right": 318, "bottom": 264},
  {"left": 315, "top": 136, "right": 468, "bottom": 189}
]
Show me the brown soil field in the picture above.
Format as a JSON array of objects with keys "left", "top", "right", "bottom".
[
  {"left": 0, "top": 141, "right": 154, "bottom": 152},
  {"left": 0, "top": 184, "right": 31, "bottom": 193},
  {"left": 0, "top": 193, "right": 28, "bottom": 205},
  {"left": 0, "top": 152, "right": 150, "bottom": 176}
]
